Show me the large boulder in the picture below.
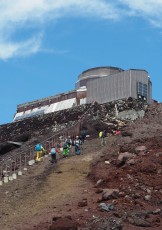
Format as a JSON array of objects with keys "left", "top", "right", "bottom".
[
  {"left": 117, "top": 152, "right": 135, "bottom": 166},
  {"left": 102, "top": 188, "right": 119, "bottom": 200},
  {"left": 135, "top": 146, "right": 147, "bottom": 155}
]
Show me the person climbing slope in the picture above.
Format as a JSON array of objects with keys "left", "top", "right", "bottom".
[
  {"left": 99, "top": 130, "right": 106, "bottom": 146},
  {"left": 63, "top": 142, "right": 70, "bottom": 157},
  {"left": 35, "top": 143, "right": 45, "bottom": 161},
  {"left": 74, "top": 136, "right": 82, "bottom": 155},
  {"left": 50, "top": 146, "right": 57, "bottom": 163}
]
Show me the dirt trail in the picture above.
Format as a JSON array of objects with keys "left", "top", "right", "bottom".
[{"left": 0, "top": 139, "right": 102, "bottom": 230}]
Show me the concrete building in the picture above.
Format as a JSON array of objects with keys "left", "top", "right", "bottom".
[
  {"left": 76, "top": 67, "right": 152, "bottom": 104},
  {"left": 13, "top": 66, "right": 152, "bottom": 121}
]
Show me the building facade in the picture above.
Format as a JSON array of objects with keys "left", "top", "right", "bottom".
[
  {"left": 81, "top": 67, "right": 152, "bottom": 104},
  {"left": 13, "top": 66, "right": 152, "bottom": 121}
]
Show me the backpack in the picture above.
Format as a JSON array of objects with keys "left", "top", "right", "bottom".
[
  {"left": 51, "top": 147, "right": 56, "bottom": 154},
  {"left": 75, "top": 139, "right": 81, "bottom": 146},
  {"left": 99, "top": 131, "right": 103, "bottom": 138},
  {"left": 63, "top": 143, "right": 68, "bottom": 149},
  {"left": 35, "top": 143, "right": 42, "bottom": 151}
]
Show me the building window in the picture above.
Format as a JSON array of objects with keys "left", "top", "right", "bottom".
[{"left": 137, "top": 82, "right": 147, "bottom": 99}]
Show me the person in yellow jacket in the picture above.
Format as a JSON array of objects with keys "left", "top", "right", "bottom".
[
  {"left": 35, "top": 143, "right": 45, "bottom": 161},
  {"left": 99, "top": 130, "right": 106, "bottom": 146}
]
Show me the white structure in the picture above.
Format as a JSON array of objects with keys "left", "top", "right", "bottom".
[{"left": 13, "top": 66, "right": 152, "bottom": 121}]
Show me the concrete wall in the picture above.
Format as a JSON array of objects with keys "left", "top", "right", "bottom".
[
  {"left": 86, "top": 69, "right": 151, "bottom": 104},
  {"left": 117, "top": 109, "right": 145, "bottom": 120},
  {"left": 86, "top": 71, "right": 130, "bottom": 103}
]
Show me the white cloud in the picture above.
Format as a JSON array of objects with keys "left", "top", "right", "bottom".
[
  {"left": 118, "top": 0, "right": 162, "bottom": 27},
  {"left": 0, "top": 0, "right": 119, "bottom": 60},
  {"left": 0, "top": 0, "right": 162, "bottom": 60},
  {"left": 0, "top": 34, "right": 42, "bottom": 60}
]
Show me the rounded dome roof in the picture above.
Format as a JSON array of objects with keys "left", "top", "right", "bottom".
[{"left": 78, "top": 66, "right": 124, "bottom": 79}]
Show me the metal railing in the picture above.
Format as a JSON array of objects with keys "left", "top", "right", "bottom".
[{"left": 0, "top": 105, "right": 93, "bottom": 183}]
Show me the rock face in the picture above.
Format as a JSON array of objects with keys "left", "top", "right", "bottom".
[{"left": 87, "top": 102, "right": 162, "bottom": 230}]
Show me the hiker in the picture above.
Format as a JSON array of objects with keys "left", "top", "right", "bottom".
[
  {"left": 35, "top": 143, "right": 45, "bottom": 161},
  {"left": 63, "top": 142, "right": 70, "bottom": 157},
  {"left": 50, "top": 146, "right": 57, "bottom": 163},
  {"left": 114, "top": 129, "right": 121, "bottom": 144},
  {"left": 65, "top": 136, "right": 72, "bottom": 148},
  {"left": 74, "top": 136, "right": 82, "bottom": 155},
  {"left": 80, "top": 129, "right": 87, "bottom": 143},
  {"left": 99, "top": 130, "right": 106, "bottom": 146},
  {"left": 115, "top": 130, "right": 121, "bottom": 135}
]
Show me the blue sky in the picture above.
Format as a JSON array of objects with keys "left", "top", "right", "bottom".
[{"left": 0, "top": 0, "right": 162, "bottom": 125}]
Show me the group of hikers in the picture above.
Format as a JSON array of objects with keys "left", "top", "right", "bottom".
[
  {"left": 35, "top": 128, "right": 121, "bottom": 163},
  {"left": 35, "top": 129, "right": 87, "bottom": 163}
]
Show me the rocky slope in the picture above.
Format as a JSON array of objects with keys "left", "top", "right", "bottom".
[
  {"left": 1, "top": 98, "right": 162, "bottom": 229},
  {"left": 0, "top": 98, "right": 146, "bottom": 157}
]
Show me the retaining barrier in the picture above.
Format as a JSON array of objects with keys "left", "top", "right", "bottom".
[{"left": 0, "top": 105, "right": 93, "bottom": 185}]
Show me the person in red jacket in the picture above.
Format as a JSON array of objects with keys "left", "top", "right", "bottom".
[
  {"left": 115, "top": 130, "right": 121, "bottom": 135},
  {"left": 114, "top": 129, "right": 121, "bottom": 144}
]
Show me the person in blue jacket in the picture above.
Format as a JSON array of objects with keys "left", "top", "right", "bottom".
[
  {"left": 50, "top": 146, "right": 57, "bottom": 163},
  {"left": 35, "top": 143, "right": 45, "bottom": 161}
]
